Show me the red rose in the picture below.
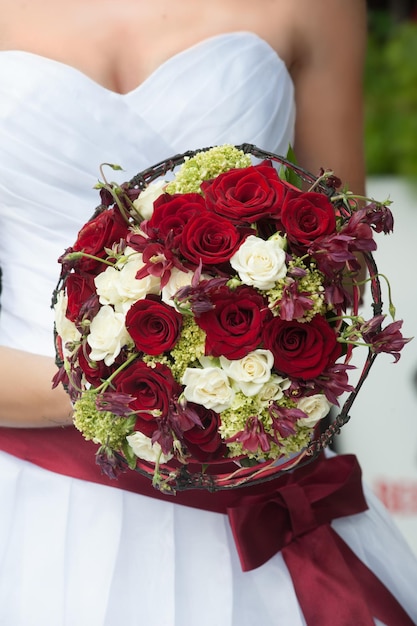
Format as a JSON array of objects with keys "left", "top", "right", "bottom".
[
  {"left": 73, "top": 208, "right": 129, "bottom": 272},
  {"left": 262, "top": 315, "right": 341, "bottom": 380},
  {"left": 201, "top": 162, "right": 290, "bottom": 224},
  {"left": 77, "top": 342, "right": 118, "bottom": 385},
  {"left": 65, "top": 273, "right": 98, "bottom": 322},
  {"left": 126, "top": 296, "right": 183, "bottom": 355},
  {"left": 179, "top": 213, "right": 244, "bottom": 268},
  {"left": 113, "top": 361, "right": 180, "bottom": 437},
  {"left": 281, "top": 192, "right": 337, "bottom": 247},
  {"left": 196, "top": 285, "right": 272, "bottom": 359},
  {"left": 182, "top": 404, "right": 226, "bottom": 462},
  {"left": 144, "top": 193, "right": 206, "bottom": 244}
]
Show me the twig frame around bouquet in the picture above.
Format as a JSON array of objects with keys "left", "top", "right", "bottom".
[{"left": 53, "top": 143, "right": 405, "bottom": 494}]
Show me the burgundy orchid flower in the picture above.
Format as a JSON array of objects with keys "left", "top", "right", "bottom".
[
  {"left": 362, "top": 316, "right": 411, "bottom": 362},
  {"left": 151, "top": 420, "right": 174, "bottom": 456},
  {"left": 96, "top": 446, "right": 126, "bottom": 479},
  {"left": 175, "top": 263, "right": 229, "bottom": 316},
  {"left": 312, "top": 363, "right": 356, "bottom": 405},
  {"left": 170, "top": 398, "right": 204, "bottom": 433},
  {"left": 323, "top": 279, "right": 353, "bottom": 310},
  {"left": 308, "top": 232, "right": 356, "bottom": 277},
  {"left": 134, "top": 241, "right": 179, "bottom": 288},
  {"left": 227, "top": 415, "right": 271, "bottom": 454},
  {"left": 126, "top": 229, "right": 149, "bottom": 252},
  {"left": 278, "top": 278, "right": 314, "bottom": 321},
  {"left": 339, "top": 210, "right": 377, "bottom": 254},
  {"left": 128, "top": 229, "right": 188, "bottom": 288},
  {"left": 53, "top": 352, "right": 83, "bottom": 403},
  {"left": 95, "top": 391, "right": 135, "bottom": 417},
  {"left": 269, "top": 405, "right": 307, "bottom": 439},
  {"left": 363, "top": 203, "right": 394, "bottom": 234}
]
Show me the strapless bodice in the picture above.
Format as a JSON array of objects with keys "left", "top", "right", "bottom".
[{"left": 0, "top": 32, "right": 295, "bottom": 355}]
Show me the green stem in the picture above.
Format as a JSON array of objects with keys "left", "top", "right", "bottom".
[
  {"left": 337, "top": 338, "right": 374, "bottom": 349},
  {"left": 98, "top": 162, "right": 124, "bottom": 185},
  {"left": 378, "top": 273, "right": 396, "bottom": 319},
  {"left": 95, "top": 351, "right": 140, "bottom": 393},
  {"left": 63, "top": 251, "right": 117, "bottom": 267},
  {"left": 308, "top": 170, "right": 335, "bottom": 192},
  {"left": 101, "top": 182, "right": 131, "bottom": 224},
  {"left": 330, "top": 191, "right": 391, "bottom": 207}
]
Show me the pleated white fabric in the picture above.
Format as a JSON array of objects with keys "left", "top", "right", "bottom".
[{"left": 0, "top": 32, "right": 416, "bottom": 626}]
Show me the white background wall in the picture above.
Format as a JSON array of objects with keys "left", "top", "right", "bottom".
[{"left": 336, "top": 177, "right": 417, "bottom": 554}]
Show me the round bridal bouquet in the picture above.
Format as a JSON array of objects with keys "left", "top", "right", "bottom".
[{"left": 53, "top": 144, "right": 409, "bottom": 492}]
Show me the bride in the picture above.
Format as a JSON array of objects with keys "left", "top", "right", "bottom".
[{"left": 1, "top": 0, "right": 416, "bottom": 624}]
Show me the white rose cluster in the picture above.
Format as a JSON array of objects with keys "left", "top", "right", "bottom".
[
  {"left": 94, "top": 246, "right": 159, "bottom": 314},
  {"left": 181, "top": 350, "right": 292, "bottom": 414}
]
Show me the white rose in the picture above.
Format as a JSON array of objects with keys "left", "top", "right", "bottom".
[
  {"left": 127, "top": 431, "right": 173, "bottom": 463},
  {"left": 132, "top": 180, "right": 167, "bottom": 220},
  {"left": 220, "top": 350, "right": 274, "bottom": 396},
  {"left": 230, "top": 234, "right": 287, "bottom": 289},
  {"left": 258, "top": 375, "right": 291, "bottom": 403},
  {"left": 296, "top": 394, "right": 332, "bottom": 427},
  {"left": 87, "top": 305, "right": 131, "bottom": 365},
  {"left": 161, "top": 267, "right": 194, "bottom": 308},
  {"left": 53, "top": 291, "right": 81, "bottom": 357},
  {"left": 95, "top": 247, "right": 160, "bottom": 313},
  {"left": 94, "top": 266, "right": 121, "bottom": 306},
  {"left": 182, "top": 366, "right": 235, "bottom": 413}
]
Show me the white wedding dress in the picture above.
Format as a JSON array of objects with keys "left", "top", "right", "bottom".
[{"left": 0, "top": 32, "right": 416, "bottom": 626}]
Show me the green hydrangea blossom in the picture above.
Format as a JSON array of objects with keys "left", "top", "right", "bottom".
[
  {"left": 73, "top": 390, "right": 135, "bottom": 449},
  {"left": 142, "top": 353, "right": 171, "bottom": 368},
  {"left": 219, "top": 391, "right": 313, "bottom": 461},
  {"left": 266, "top": 258, "right": 327, "bottom": 322},
  {"left": 266, "top": 427, "right": 313, "bottom": 459},
  {"left": 166, "top": 145, "right": 251, "bottom": 195},
  {"left": 220, "top": 395, "right": 265, "bottom": 456},
  {"left": 169, "top": 317, "right": 206, "bottom": 381}
]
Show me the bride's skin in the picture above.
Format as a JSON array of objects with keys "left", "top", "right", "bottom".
[{"left": 0, "top": 0, "right": 367, "bottom": 426}]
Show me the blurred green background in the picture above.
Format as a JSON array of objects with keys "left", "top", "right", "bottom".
[{"left": 366, "top": 0, "right": 417, "bottom": 177}]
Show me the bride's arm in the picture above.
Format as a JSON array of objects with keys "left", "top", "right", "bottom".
[
  {"left": 287, "top": 0, "right": 368, "bottom": 292},
  {"left": 0, "top": 346, "right": 73, "bottom": 427},
  {"left": 289, "top": 0, "right": 367, "bottom": 195}
]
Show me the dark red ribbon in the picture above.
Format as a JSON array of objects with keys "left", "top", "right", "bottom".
[
  {"left": 0, "top": 427, "right": 415, "bottom": 624},
  {"left": 227, "top": 454, "right": 415, "bottom": 626}
]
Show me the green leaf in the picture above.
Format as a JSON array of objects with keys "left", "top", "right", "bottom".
[
  {"left": 279, "top": 144, "right": 303, "bottom": 189},
  {"left": 285, "top": 144, "right": 299, "bottom": 166},
  {"left": 121, "top": 439, "right": 138, "bottom": 470},
  {"left": 102, "top": 163, "right": 124, "bottom": 171}
]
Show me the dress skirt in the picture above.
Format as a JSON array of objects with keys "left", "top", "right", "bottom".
[{"left": 1, "top": 449, "right": 417, "bottom": 626}]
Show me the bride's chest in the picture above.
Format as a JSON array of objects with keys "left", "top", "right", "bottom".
[
  {"left": 0, "top": 32, "right": 295, "bottom": 182},
  {"left": 0, "top": 0, "right": 293, "bottom": 95}
]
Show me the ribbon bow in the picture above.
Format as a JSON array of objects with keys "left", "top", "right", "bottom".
[{"left": 227, "top": 454, "right": 415, "bottom": 626}]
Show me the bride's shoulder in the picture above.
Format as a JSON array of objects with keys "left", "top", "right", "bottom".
[
  {"left": 291, "top": 0, "right": 366, "bottom": 43},
  {"left": 282, "top": 0, "right": 366, "bottom": 24},
  {"left": 285, "top": 0, "right": 367, "bottom": 68},
  {"left": 260, "top": 0, "right": 366, "bottom": 71}
]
